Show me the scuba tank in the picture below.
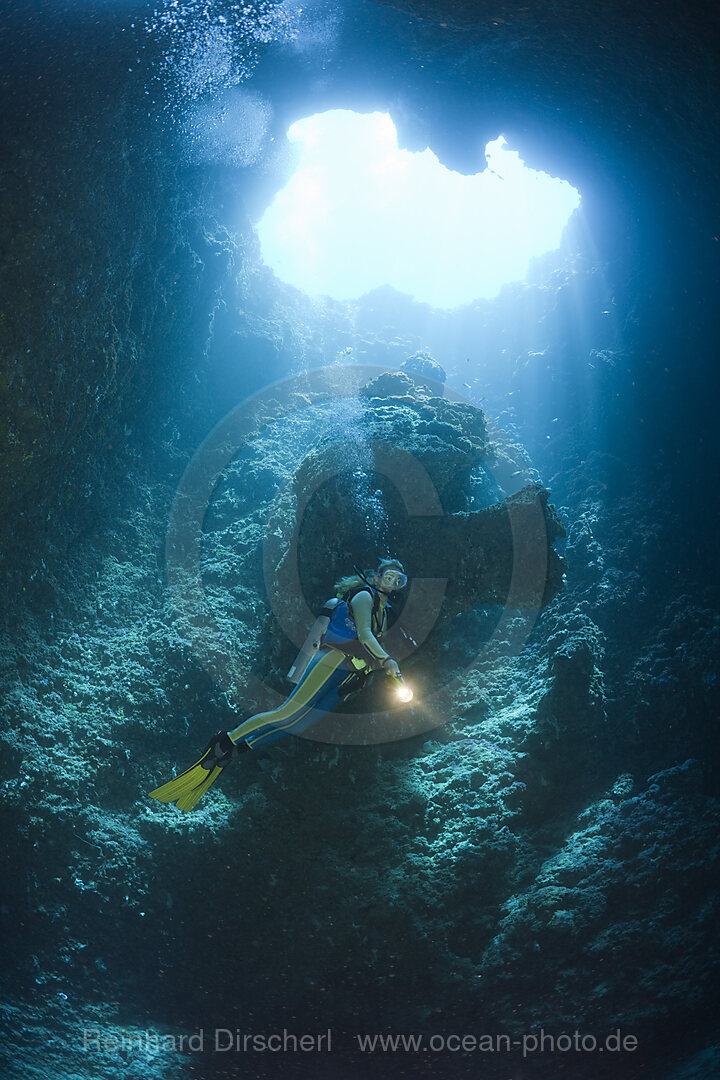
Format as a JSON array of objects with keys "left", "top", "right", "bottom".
[{"left": 287, "top": 598, "right": 340, "bottom": 684}]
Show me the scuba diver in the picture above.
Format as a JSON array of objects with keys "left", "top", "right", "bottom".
[{"left": 148, "top": 559, "right": 409, "bottom": 812}]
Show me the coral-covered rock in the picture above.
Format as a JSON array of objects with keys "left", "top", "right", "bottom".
[
  {"left": 400, "top": 350, "right": 447, "bottom": 390},
  {"left": 480, "top": 761, "right": 720, "bottom": 1034},
  {"left": 274, "top": 375, "right": 565, "bottom": 643}
]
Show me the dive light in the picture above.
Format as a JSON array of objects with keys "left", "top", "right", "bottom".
[{"left": 390, "top": 672, "right": 414, "bottom": 703}]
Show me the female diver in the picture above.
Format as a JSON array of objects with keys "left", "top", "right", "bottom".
[{"left": 148, "top": 559, "right": 408, "bottom": 812}]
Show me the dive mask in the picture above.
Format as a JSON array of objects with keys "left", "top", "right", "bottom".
[{"left": 380, "top": 569, "right": 407, "bottom": 591}]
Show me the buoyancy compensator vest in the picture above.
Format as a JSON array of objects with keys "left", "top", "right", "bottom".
[
  {"left": 287, "top": 587, "right": 388, "bottom": 683},
  {"left": 322, "top": 586, "right": 388, "bottom": 658}
]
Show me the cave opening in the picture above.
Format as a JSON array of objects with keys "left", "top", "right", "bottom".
[{"left": 253, "top": 109, "right": 582, "bottom": 308}]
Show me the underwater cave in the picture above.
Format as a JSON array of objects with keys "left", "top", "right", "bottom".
[{"left": 1, "top": 1, "right": 719, "bottom": 1079}]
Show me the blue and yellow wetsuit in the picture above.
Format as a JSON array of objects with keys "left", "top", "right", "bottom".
[
  {"left": 227, "top": 586, "right": 388, "bottom": 748},
  {"left": 227, "top": 648, "right": 362, "bottom": 748},
  {"left": 148, "top": 585, "right": 390, "bottom": 811}
]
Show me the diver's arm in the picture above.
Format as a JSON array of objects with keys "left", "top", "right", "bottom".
[{"left": 351, "top": 591, "right": 399, "bottom": 675}]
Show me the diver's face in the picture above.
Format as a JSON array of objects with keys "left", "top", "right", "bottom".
[{"left": 377, "top": 568, "right": 407, "bottom": 593}]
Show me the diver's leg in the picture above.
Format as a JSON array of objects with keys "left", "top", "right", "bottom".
[
  {"left": 244, "top": 668, "right": 359, "bottom": 748},
  {"left": 148, "top": 654, "right": 359, "bottom": 811},
  {"left": 227, "top": 650, "right": 356, "bottom": 748}
]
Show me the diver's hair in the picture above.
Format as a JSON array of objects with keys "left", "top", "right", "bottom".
[
  {"left": 377, "top": 557, "right": 405, "bottom": 575},
  {"left": 334, "top": 558, "right": 405, "bottom": 599},
  {"left": 334, "top": 573, "right": 369, "bottom": 599}
]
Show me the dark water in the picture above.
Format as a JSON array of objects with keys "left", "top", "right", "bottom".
[{"left": 1, "top": 2, "right": 719, "bottom": 1079}]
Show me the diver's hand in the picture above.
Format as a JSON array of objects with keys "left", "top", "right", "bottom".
[{"left": 381, "top": 657, "right": 400, "bottom": 679}]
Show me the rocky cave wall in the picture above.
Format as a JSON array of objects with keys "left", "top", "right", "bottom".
[{"left": 2, "top": 355, "right": 717, "bottom": 1080}]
